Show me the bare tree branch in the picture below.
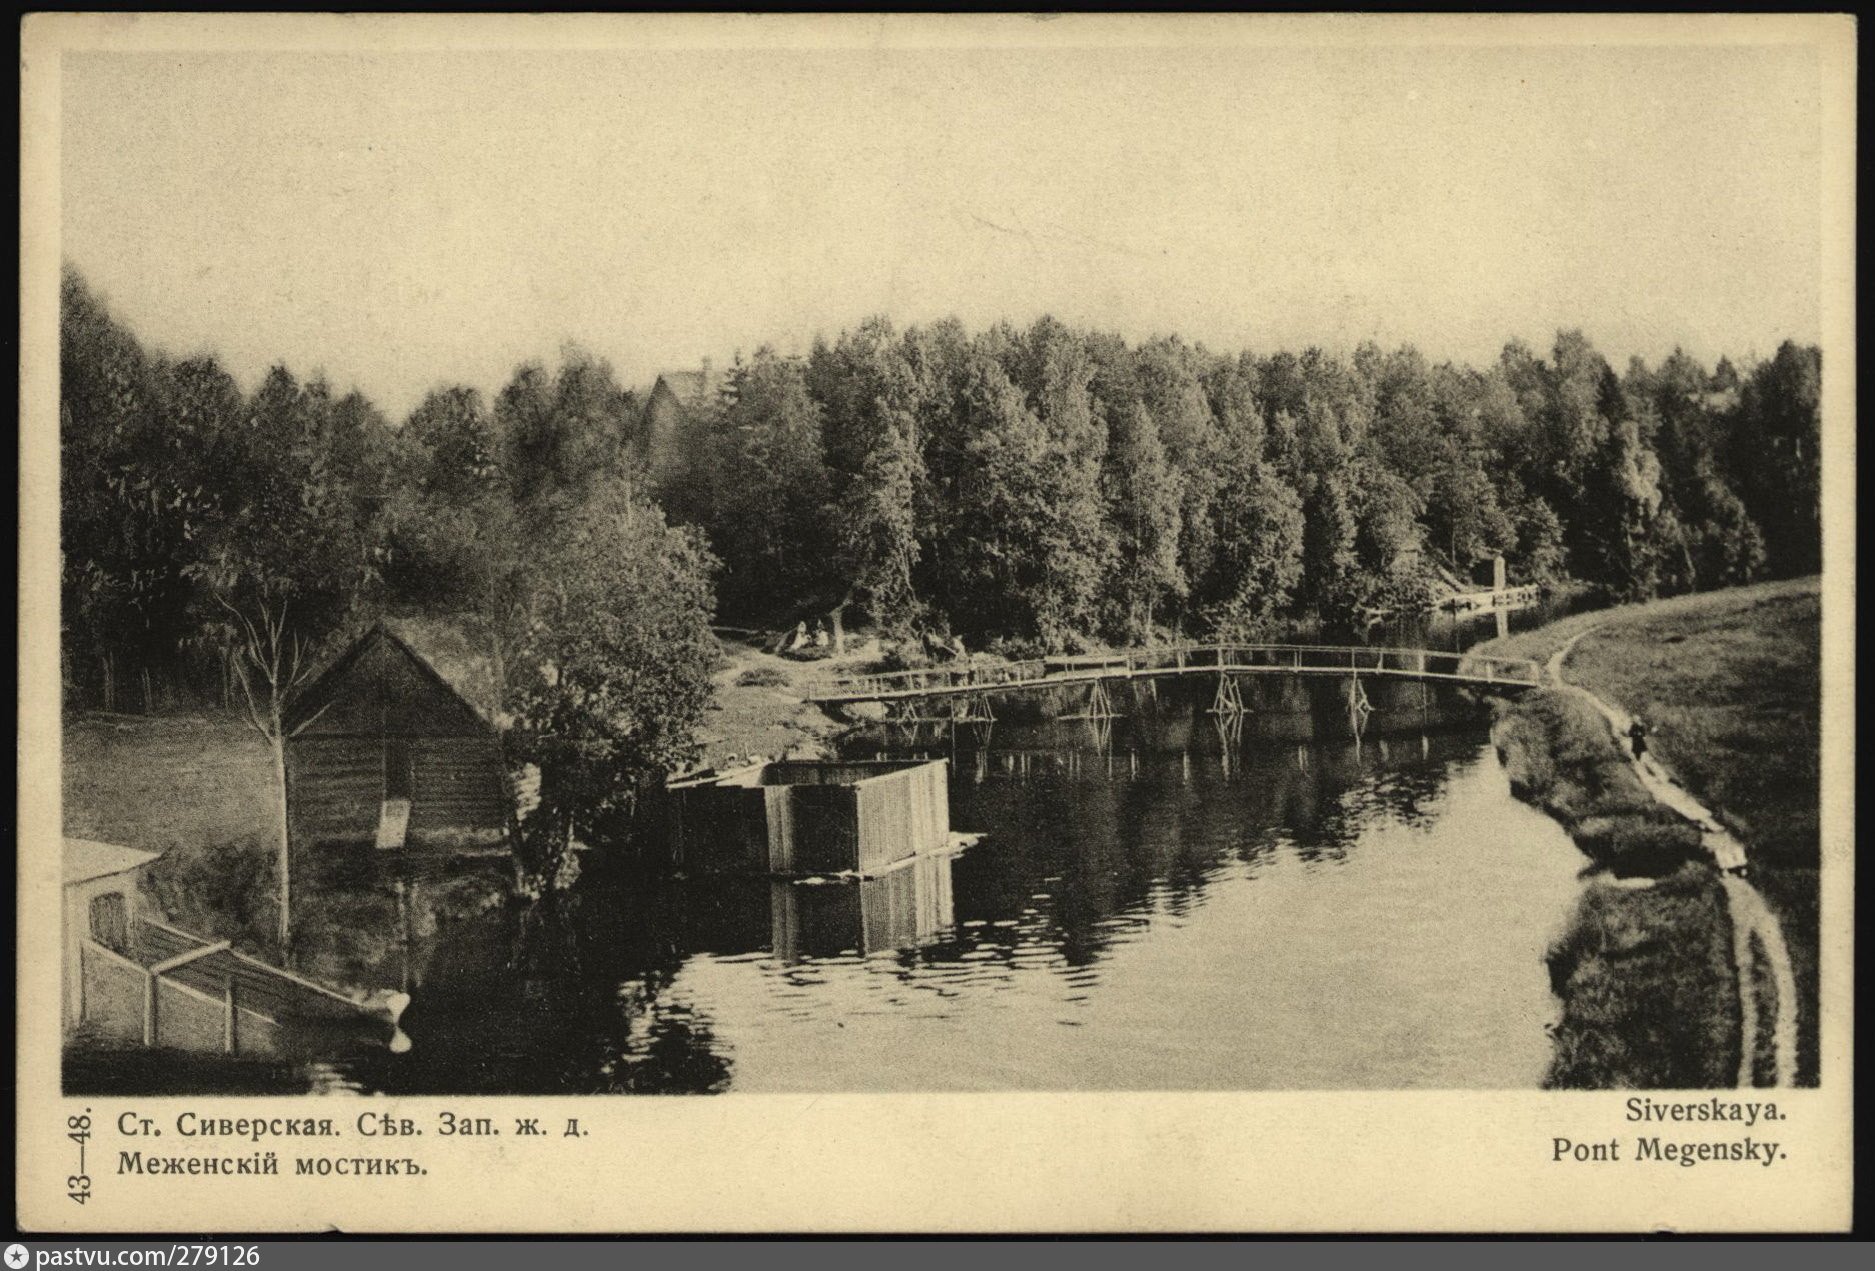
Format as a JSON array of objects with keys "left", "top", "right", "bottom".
[
  {"left": 286, "top": 701, "right": 333, "bottom": 740},
  {"left": 228, "top": 652, "right": 270, "bottom": 741}
]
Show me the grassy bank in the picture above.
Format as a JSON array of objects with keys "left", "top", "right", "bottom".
[
  {"left": 1493, "top": 690, "right": 1704, "bottom": 875},
  {"left": 63, "top": 711, "right": 282, "bottom": 958},
  {"left": 1481, "top": 577, "right": 1820, "bottom": 1086},
  {"left": 1491, "top": 689, "right": 1738, "bottom": 1087},
  {"left": 1481, "top": 577, "right": 1821, "bottom": 872},
  {"left": 696, "top": 631, "right": 866, "bottom": 769}
]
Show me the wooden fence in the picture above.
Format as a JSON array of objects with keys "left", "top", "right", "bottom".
[{"left": 74, "top": 919, "right": 402, "bottom": 1057}]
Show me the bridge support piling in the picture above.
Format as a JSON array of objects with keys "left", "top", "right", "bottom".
[
  {"left": 1064, "top": 677, "right": 1120, "bottom": 721},
  {"left": 1209, "top": 673, "right": 1248, "bottom": 717},
  {"left": 949, "top": 692, "right": 995, "bottom": 725}
]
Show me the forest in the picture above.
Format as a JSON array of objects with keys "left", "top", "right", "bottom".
[{"left": 61, "top": 263, "right": 1821, "bottom": 803}]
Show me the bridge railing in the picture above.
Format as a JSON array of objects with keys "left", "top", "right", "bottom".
[
  {"left": 803, "top": 643, "right": 1542, "bottom": 701},
  {"left": 805, "top": 657, "right": 1051, "bottom": 702},
  {"left": 1045, "top": 643, "right": 1543, "bottom": 684}
]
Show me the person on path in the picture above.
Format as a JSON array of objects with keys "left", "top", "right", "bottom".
[{"left": 1628, "top": 717, "right": 1648, "bottom": 760}]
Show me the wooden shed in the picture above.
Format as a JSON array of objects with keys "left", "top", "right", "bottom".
[
  {"left": 285, "top": 622, "right": 511, "bottom": 853},
  {"left": 63, "top": 838, "right": 407, "bottom": 1057},
  {"left": 63, "top": 838, "right": 162, "bottom": 1035},
  {"left": 667, "top": 758, "right": 952, "bottom": 877}
]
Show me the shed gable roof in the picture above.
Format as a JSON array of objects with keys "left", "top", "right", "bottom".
[
  {"left": 287, "top": 622, "right": 499, "bottom": 738},
  {"left": 65, "top": 837, "right": 162, "bottom": 886}
]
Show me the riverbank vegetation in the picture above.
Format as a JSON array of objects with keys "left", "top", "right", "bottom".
[
  {"left": 1492, "top": 689, "right": 1738, "bottom": 1087},
  {"left": 64, "top": 266, "right": 1821, "bottom": 715},
  {"left": 1483, "top": 578, "right": 1821, "bottom": 1086},
  {"left": 1541, "top": 864, "right": 1740, "bottom": 1088},
  {"left": 59, "top": 261, "right": 1824, "bottom": 949},
  {"left": 662, "top": 320, "right": 1819, "bottom": 652},
  {"left": 1494, "top": 691, "right": 1705, "bottom": 874}
]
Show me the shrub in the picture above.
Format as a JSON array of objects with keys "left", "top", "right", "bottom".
[
  {"left": 733, "top": 665, "right": 789, "bottom": 688},
  {"left": 985, "top": 634, "right": 1052, "bottom": 662},
  {"left": 1573, "top": 813, "right": 1704, "bottom": 875},
  {"left": 141, "top": 836, "right": 276, "bottom": 958}
]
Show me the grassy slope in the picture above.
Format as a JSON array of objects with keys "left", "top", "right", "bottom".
[
  {"left": 698, "top": 630, "right": 891, "bottom": 769},
  {"left": 63, "top": 711, "right": 282, "bottom": 956},
  {"left": 1543, "top": 864, "right": 1741, "bottom": 1089},
  {"left": 1481, "top": 576, "right": 1821, "bottom": 1085},
  {"left": 1492, "top": 691, "right": 1738, "bottom": 1087},
  {"left": 1481, "top": 576, "right": 1821, "bottom": 870}
]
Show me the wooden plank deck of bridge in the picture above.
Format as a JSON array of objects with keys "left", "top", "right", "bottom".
[{"left": 805, "top": 643, "right": 1543, "bottom": 705}]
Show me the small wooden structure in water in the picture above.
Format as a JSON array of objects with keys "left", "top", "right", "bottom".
[
  {"left": 285, "top": 622, "right": 510, "bottom": 854},
  {"left": 1441, "top": 583, "right": 1541, "bottom": 614},
  {"left": 63, "top": 838, "right": 408, "bottom": 1057},
  {"left": 666, "top": 759, "right": 953, "bottom": 877}
]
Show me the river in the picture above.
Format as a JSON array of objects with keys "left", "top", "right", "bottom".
[
  {"left": 634, "top": 718, "right": 1588, "bottom": 1091},
  {"left": 67, "top": 601, "right": 1601, "bottom": 1095}
]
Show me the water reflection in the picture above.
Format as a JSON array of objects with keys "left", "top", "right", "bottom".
[
  {"left": 1363, "top": 589, "right": 1594, "bottom": 652},
  {"left": 655, "top": 723, "right": 1588, "bottom": 1091},
  {"left": 73, "top": 668, "right": 1591, "bottom": 1094}
]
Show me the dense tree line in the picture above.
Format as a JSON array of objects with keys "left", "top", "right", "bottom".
[
  {"left": 60, "top": 267, "right": 716, "bottom": 892},
  {"left": 663, "top": 317, "right": 1819, "bottom": 652},
  {"left": 63, "top": 264, "right": 1821, "bottom": 717}
]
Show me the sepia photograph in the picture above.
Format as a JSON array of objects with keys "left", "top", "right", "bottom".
[{"left": 18, "top": 12, "right": 1854, "bottom": 1235}]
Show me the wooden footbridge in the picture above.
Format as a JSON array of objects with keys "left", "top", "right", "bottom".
[{"left": 806, "top": 642, "right": 1545, "bottom": 723}]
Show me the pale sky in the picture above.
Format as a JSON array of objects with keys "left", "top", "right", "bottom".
[{"left": 61, "top": 30, "right": 1824, "bottom": 420}]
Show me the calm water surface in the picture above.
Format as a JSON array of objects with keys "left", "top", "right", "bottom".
[
  {"left": 68, "top": 603, "right": 1597, "bottom": 1095},
  {"left": 89, "top": 723, "right": 1583, "bottom": 1095},
  {"left": 643, "top": 725, "right": 1588, "bottom": 1091}
]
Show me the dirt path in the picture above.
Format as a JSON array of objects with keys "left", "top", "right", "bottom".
[
  {"left": 1548, "top": 626, "right": 1798, "bottom": 1088},
  {"left": 693, "top": 632, "right": 882, "bottom": 770}
]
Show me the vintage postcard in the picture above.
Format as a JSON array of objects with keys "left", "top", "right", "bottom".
[{"left": 17, "top": 13, "right": 1854, "bottom": 1234}]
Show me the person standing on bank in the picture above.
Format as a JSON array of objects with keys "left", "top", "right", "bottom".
[{"left": 1628, "top": 717, "right": 1648, "bottom": 760}]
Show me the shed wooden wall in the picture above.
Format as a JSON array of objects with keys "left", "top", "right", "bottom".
[
  {"left": 64, "top": 871, "right": 148, "bottom": 1032},
  {"left": 667, "top": 785, "right": 769, "bottom": 872},
  {"left": 288, "top": 727, "right": 507, "bottom": 847},
  {"left": 76, "top": 943, "right": 147, "bottom": 1044},
  {"left": 288, "top": 736, "right": 382, "bottom": 845},
  {"left": 407, "top": 735, "right": 508, "bottom": 839},
  {"left": 788, "top": 785, "right": 863, "bottom": 875},
  {"left": 154, "top": 978, "right": 227, "bottom": 1052},
  {"left": 852, "top": 761, "right": 948, "bottom": 872},
  {"left": 668, "top": 760, "right": 950, "bottom": 876},
  {"left": 286, "top": 629, "right": 509, "bottom": 850}
]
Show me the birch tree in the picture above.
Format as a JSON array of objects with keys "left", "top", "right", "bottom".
[
  {"left": 186, "top": 366, "right": 373, "bottom": 958},
  {"left": 216, "top": 594, "right": 326, "bottom": 954}
]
